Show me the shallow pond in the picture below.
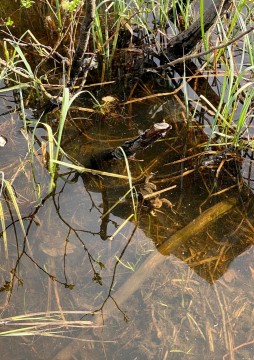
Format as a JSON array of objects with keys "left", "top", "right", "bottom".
[
  {"left": 1, "top": 85, "right": 254, "bottom": 359},
  {"left": 0, "top": 2, "right": 254, "bottom": 360}
]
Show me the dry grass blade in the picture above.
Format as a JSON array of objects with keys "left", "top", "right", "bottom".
[
  {"left": 53, "top": 160, "right": 129, "bottom": 179},
  {"left": 123, "top": 89, "right": 180, "bottom": 105},
  {"left": 0, "top": 310, "right": 101, "bottom": 337},
  {"left": 142, "top": 185, "right": 177, "bottom": 200}
]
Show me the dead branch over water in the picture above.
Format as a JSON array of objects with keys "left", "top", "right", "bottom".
[
  {"left": 45, "top": 0, "right": 232, "bottom": 104},
  {"left": 68, "top": 0, "right": 96, "bottom": 87},
  {"left": 166, "top": 0, "right": 232, "bottom": 60}
]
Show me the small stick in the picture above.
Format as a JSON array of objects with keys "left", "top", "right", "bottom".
[{"left": 142, "top": 185, "right": 177, "bottom": 200}]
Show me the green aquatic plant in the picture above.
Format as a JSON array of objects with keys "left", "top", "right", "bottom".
[
  {"left": 3, "top": 17, "right": 14, "bottom": 27},
  {"left": 171, "top": 0, "right": 192, "bottom": 29},
  {"left": 202, "top": 20, "right": 254, "bottom": 149},
  {"left": 201, "top": 72, "right": 254, "bottom": 150},
  {"left": 20, "top": 0, "right": 34, "bottom": 9},
  {"left": 61, "top": 0, "right": 83, "bottom": 12},
  {"left": 91, "top": 0, "right": 189, "bottom": 79},
  {"left": 45, "top": 87, "right": 101, "bottom": 187}
]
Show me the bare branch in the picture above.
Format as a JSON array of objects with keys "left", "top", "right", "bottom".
[
  {"left": 68, "top": 0, "right": 96, "bottom": 87},
  {"left": 162, "top": 26, "right": 254, "bottom": 68}
]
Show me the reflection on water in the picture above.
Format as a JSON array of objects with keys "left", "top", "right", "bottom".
[{"left": 0, "top": 87, "right": 254, "bottom": 360}]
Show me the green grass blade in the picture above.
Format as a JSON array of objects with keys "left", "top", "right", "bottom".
[
  {"left": 12, "top": 45, "right": 34, "bottom": 78},
  {"left": 0, "top": 84, "right": 30, "bottom": 93},
  {"left": 0, "top": 200, "right": 8, "bottom": 259},
  {"left": 4, "top": 180, "right": 28, "bottom": 243}
]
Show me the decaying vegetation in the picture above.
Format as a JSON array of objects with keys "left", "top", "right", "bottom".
[{"left": 0, "top": 0, "right": 254, "bottom": 359}]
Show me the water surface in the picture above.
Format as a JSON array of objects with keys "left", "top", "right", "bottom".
[{"left": 0, "top": 2, "right": 254, "bottom": 360}]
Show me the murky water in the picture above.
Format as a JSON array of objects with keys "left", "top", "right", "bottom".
[
  {"left": 1, "top": 86, "right": 253, "bottom": 359},
  {"left": 0, "top": 2, "right": 254, "bottom": 360}
]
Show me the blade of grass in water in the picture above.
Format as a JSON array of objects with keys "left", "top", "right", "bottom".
[
  {"left": 0, "top": 200, "right": 8, "bottom": 259},
  {"left": 0, "top": 84, "right": 30, "bottom": 93},
  {"left": 100, "top": 187, "right": 135, "bottom": 221},
  {"left": 4, "top": 180, "right": 29, "bottom": 245},
  {"left": 234, "top": 87, "right": 254, "bottom": 145},
  {"left": 52, "top": 160, "right": 129, "bottom": 179},
  {"left": 118, "top": 146, "right": 138, "bottom": 221},
  {"left": 50, "top": 88, "right": 101, "bottom": 186},
  {"left": 12, "top": 45, "right": 34, "bottom": 78},
  {"left": 54, "top": 87, "right": 70, "bottom": 168},
  {"left": 109, "top": 214, "right": 134, "bottom": 241}
]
